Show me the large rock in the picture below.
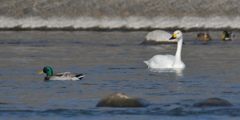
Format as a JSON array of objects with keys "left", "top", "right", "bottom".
[
  {"left": 193, "top": 98, "right": 232, "bottom": 107},
  {"left": 96, "top": 93, "right": 148, "bottom": 107}
]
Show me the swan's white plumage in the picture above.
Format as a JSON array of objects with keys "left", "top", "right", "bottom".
[
  {"left": 144, "top": 55, "right": 175, "bottom": 69},
  {"left": 144, "top": 30, "right": 185, "bottom": 69},
  {"left": 145, "top": 30, "right": 178, "bottom": 43}
]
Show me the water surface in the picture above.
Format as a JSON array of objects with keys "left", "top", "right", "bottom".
[{"left": 0, "top": 31, "right": 240, "bottom": 120}]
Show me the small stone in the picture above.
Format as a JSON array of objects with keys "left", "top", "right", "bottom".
[
  {"left": 96, "top": 93, "right": 148, "bottom": 107},
  {"left": 193, "top": 98, "right": 232, "bottom": 107}
]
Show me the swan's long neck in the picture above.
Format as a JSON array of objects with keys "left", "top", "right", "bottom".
[{"left": 175, "top": 37, "right": 183, "bottom": 62}]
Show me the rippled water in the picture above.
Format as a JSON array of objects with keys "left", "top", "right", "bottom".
[{"left": 0, "top": 31, "right": 240, "bottom": 120}]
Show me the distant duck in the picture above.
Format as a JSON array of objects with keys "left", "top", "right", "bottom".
[
  {"left": 221, "top": 31, "right": 233, "bottom": 41},
  {"left": 197, "top": 32, "right": 211, "bottom": 43},
  {"left": 141, "top": 30, "right": 178, "bottom": 45},
  {"left": 38, "top": 66, "right": 85, "bottom": 81},
  {"left": 144, "top": 30, "right": 185, "bottom": 69}
]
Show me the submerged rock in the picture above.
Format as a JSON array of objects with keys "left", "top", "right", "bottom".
[
  {"left": 167, "top": 107, "right": 185, "bottom": 116},
  {"left": 193, "top": 98, "right": 232, "bottom": 107},
  {"left": 96, "top": 93, "right": 148, "bottom": 107}
]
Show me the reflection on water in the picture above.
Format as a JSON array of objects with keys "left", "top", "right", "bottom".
[
  {"left": 148, "top": 68, "right": 184, "bottom": 77},
  {"left": 0, "top": 31, "right": 240, "bottom": 120}
]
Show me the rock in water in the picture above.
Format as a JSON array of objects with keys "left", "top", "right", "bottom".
[
  {"left": 96, "top": 93, "right": 148, "bottom": 107},
  {"left": 193, "top": 98, "right": 232, "bottom": 107}
]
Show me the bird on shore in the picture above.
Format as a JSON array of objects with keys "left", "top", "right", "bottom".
[
  {"left": 38, "top": 66, "right": 85, "bottom": 81},
  {"left": 144, "top": 30, "right": 185, "bottom": 69}
]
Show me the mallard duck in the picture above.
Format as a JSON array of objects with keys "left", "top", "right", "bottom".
[
  {"left": 197, "top": 32, "right": 211, "bottom": 43},
  {"left": 221, "top": 31, "right": 232, "bottom": 41},
  {"left": 38, "top": 66, "right": 85, "bottom": 81}
]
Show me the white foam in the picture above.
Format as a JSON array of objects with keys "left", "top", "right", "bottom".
[{"left": 0, "top": 16, "right": 239, "bottom": 30}]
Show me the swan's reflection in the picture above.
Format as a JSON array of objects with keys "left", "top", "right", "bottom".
[{"left": 148, "top": 68, "right": 184, "bottom": 77}]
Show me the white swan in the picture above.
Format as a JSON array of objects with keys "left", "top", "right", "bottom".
[
  {"left": 142, "top": 30, "right": 178, "bottom": 44},
  {"left": 144, "top": 30, "right": 185, "bottom": 69}
]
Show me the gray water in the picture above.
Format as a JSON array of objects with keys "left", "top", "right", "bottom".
[
  {"left": 0, "top": 31, "right": 240, "bottom": 120},
  {"left": 1, "top": 0, "right": 240, "bottom": 29}
]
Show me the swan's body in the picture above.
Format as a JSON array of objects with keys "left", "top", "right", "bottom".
[
  {"left": 142, "top": 30, "right": 178, "bottom": 44},
  {"left": 144, "top": 55, "right": 183, "bottom": 69},
  {"left": 39, "top": 66, "right": 85, "bottom": 81},
  {"left": 144, "top": 30, "right": 185, "bottom": 69}
]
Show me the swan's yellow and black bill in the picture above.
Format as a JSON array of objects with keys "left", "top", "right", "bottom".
[
  {"left": 170, "top": 33, "right": 177, "bottom": 40},
  {"left": 37, "top": 70, "right": 44, "bottom": 74}
]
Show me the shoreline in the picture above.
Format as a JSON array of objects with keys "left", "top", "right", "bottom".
[
  {"left": 0, "top": 16, "right": 240, "bottom": 32},
  {"left": 0, "top": 27, "right": 238, "bottom": 32}
]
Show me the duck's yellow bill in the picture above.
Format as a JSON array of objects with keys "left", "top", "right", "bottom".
[{"left": 37, "top": 70, "right": 44, "bottom": 74}]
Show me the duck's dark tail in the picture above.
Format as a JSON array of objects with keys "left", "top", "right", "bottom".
[{"left": 76, "top": 74, "right": 85, "bottom": 80}]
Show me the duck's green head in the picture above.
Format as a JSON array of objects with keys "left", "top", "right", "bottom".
[{"left": 39, "top": 66, "right": 54, "bottom": 76}]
